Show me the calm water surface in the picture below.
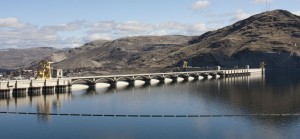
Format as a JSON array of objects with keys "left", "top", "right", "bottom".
[{"left": 1, "top": 71, "right": 300, "bottom": 139}]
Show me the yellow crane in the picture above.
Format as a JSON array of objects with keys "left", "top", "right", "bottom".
[{"left": 36, "top": 60, "right": 53, "bottom": 80}]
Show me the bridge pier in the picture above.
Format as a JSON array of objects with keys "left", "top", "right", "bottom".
[
  {"left": 201, "top": 74, "right": 209, "bottom": 80},
  {"left": 12, "top": 88, "right": 27, "bottom": 94},
  {"left": 42, "top": 86, "right": 55, "bottom": 95},
  {"left": 56, "top": 86, "right": 67, "bottom": 94},
  {"left": 190, "top": 75, "right": 200, "bottom": 81},
  {"left": 0, "top": 90, "right": 10, "bottom": 99},
  {"left": 0, "top": 89, "right": 11, "bottom": 94},
  {"left": 86, "top": 86, "right": 96, "bottom": 94},
  {"left": 158, "top": 77, "right": 165, "bottom": 83},
  {"left": 170, "top": 77, "right": 178, "bottom": 83},
  {"left": 180, "top": 76, "right": 189, "bottom": 81},
  {"left": 218, "top": 73, "right": 226, "bottom": 78},
  {"left": 127, "top": 79, "right": 135, "bottom": 86},
  {"left": 66, "top": 85, "right": 72, "bottom": 94},
  {"left": 108, "top": 80, "right": 117, "bottom": 88},
  {"left": 210, "top": 73, "right": 217, "bottom": 79},
  {"left": 87, "top": 82, "right": 96, "bottom": 87},
  {"left": 12, "top": 88, "right": 27, "bottom": 98},
  {"left": 28, "top": 87, "right": 42, "bottom": 96},
  {"left": 144, "top": 79, "right": 151, "bottom": 85}
]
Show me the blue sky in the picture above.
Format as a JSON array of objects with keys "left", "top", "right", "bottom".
[{"left": 0, "top": 0, "right": 299, "bottom": 48}]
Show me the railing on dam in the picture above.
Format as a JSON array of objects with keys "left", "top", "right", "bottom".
[{"left": 0, "top": 68, "right": 264, "bottom": 93}]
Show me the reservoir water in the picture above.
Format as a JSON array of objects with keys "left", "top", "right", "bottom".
[{"left": 1, "top": 71, "right": 300, "bottom": 139}]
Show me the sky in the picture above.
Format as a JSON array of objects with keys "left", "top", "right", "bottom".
[{"left": 0, "top": 0, "right": 299, "bottom": 48}]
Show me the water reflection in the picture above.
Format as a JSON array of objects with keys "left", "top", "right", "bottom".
[
  {"left": 1, "top": 71, "right": 300, "bottom": 123},
  {"left": 213, "top": 72, "right": 300, "bottom": 114}
]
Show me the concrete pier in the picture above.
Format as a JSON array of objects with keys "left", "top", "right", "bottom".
[{"left": 0, "top": 78, "right": 70, "bottom": 95}]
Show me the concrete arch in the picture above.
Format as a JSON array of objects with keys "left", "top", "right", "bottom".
[
  {"left": 71, "top": 79, "right": 95, "bottom": 85},
  {"left": 209, "top": 72, "right": 217, "bottom": 76},
  {"left": 95, "top": 78, "right": 115, "bottom": 84},
  {"left": 150, "top": 75, "right": 165, "bottom": 80},
  {"left": 164, "top": 74, "right": 178, "bottom": 79},
  {"left": 116, "top": 76, "right": 134, "bottom": 81},
  {"left": 200, "top": 73, "right": 209, "bottom": 76},
  {"left": 189, "top": 73, "right": 200, "bottom": 78},
  {"left": 199, "top": 73, "right": 209, "bottom": 79},
  {"left": 178, "top": 73, "right": 189, "bottom": 78},
  {"left": 134, "top": 76, "right": 151, "bottom": 80},
  {"left": 216, "top": 71, "right": 223, "bottom": 74}
]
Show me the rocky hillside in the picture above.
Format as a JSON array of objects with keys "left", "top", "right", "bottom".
[
  {"left": 54, "top": 35, "right": 194, "bottom": 70},
  {"left": 0, "top": 47, "right": 61, "bottom": 69},
  {"left": 0, "top": 40, "right": 111, "bottom": 70},
  {"left": 55, "top": 9, "right": 300, "bottom": 71},
  {"left": 167, "top": 10, "right": 300, "bottom": 69},
  {"left": 47, "top": 40, "right": 111, "bottom": 63}
]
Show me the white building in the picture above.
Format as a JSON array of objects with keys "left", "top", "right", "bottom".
[{"left": 52, "top": 69, "right": 63, "bottom": 78}]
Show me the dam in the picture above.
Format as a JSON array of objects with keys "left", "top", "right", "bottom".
[{"left": 0, "top": 68, "right": 264, "bottom": 95}]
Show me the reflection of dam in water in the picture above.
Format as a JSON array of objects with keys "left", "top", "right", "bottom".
[
  {"left": 2, "top": 70, "right": 300, "bottom": 132},
  {"left": 0, "top": 92, "right": 72, "bottom": 122},
  {"left": 0, "top": 72, "right": 270, "bottom": 122},
  {"left": 0, "top": 73, "right": 262, "bottom": 104},
  {"left": 1, "top": 71, "right": 300, "bottom": 139},
  {"left": 191, "top": 72, "right": 300, "bottom": 114}
]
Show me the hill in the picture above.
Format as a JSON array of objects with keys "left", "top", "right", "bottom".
[
  {"left": 168, "top": 10, "right": 300, "bottom": 69},
  {"left": 55, "top": 9, "right": 300, "bottom": 72},
  {"left": 53, "top": 35, "right": 194, "bottom": 71},
  {"left": 0, "top": 47, "right": 61, "bottom": 70},
  {"left": 1, "top": 9, "right": 300, "bottom": 73}
]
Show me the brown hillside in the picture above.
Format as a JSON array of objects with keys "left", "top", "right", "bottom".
[
  {"left": 150, "top": 10, "right": 300, "bottom": 69},
  {"left": 54, "top": 35, "right": 194, "bottom": 71},
  {"left": 54, "top": 10, "right": 300, "bottom": 72}
]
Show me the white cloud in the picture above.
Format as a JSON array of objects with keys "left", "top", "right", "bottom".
[
  {"left": 253, "top": 0, "right": 273, "bottom": 4},
  {"left": 231, "top": 10, "right": 252, "bottom": 21},
  {"left": 0, "top": 18, "right": 25, "bottom": 28},
  {"left": 155, "top": 22, "right": 208, "bottom": 35},
  {"left": 234, "top": 11, "right": 251, "bottom": 20},
  {"left": 86, "top": 33, "right": 113, "bottom": 41},
  {"left": 191, "top": 0, "right": 210, "bottom": 10},
  {"left": 89, "top": 20, "right": 115, "bottom": 31},
  {"left": 0, "top": 17, "right": 209, "bottom": 48},
  {"left": 41, "top": 20, "right": 86, "bottom": 34},
  {"left": 149, "top": 30, "right": 169, "bottom": 36},
  {"left": 157, "top": 22, "right": 189, "bottom": 30},
  {"left": 193, "top": 23, "right": 207, "bottom": 32},
  {"left": 293, "top": 11, "right": 300, "bottom": 16},
  {"left": 116, "top": 21, "right": 152, "bottom": 32},
  {"left": 0, "top": 18, "right": 85, "bottom": 48}
]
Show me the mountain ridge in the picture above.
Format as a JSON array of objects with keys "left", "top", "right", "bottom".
[
  {"left": 166, "top": 9, "right": 300, "bottom": 68},
  {"left": 1, "top": 9, "right": 300, "bottom": 73}
]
